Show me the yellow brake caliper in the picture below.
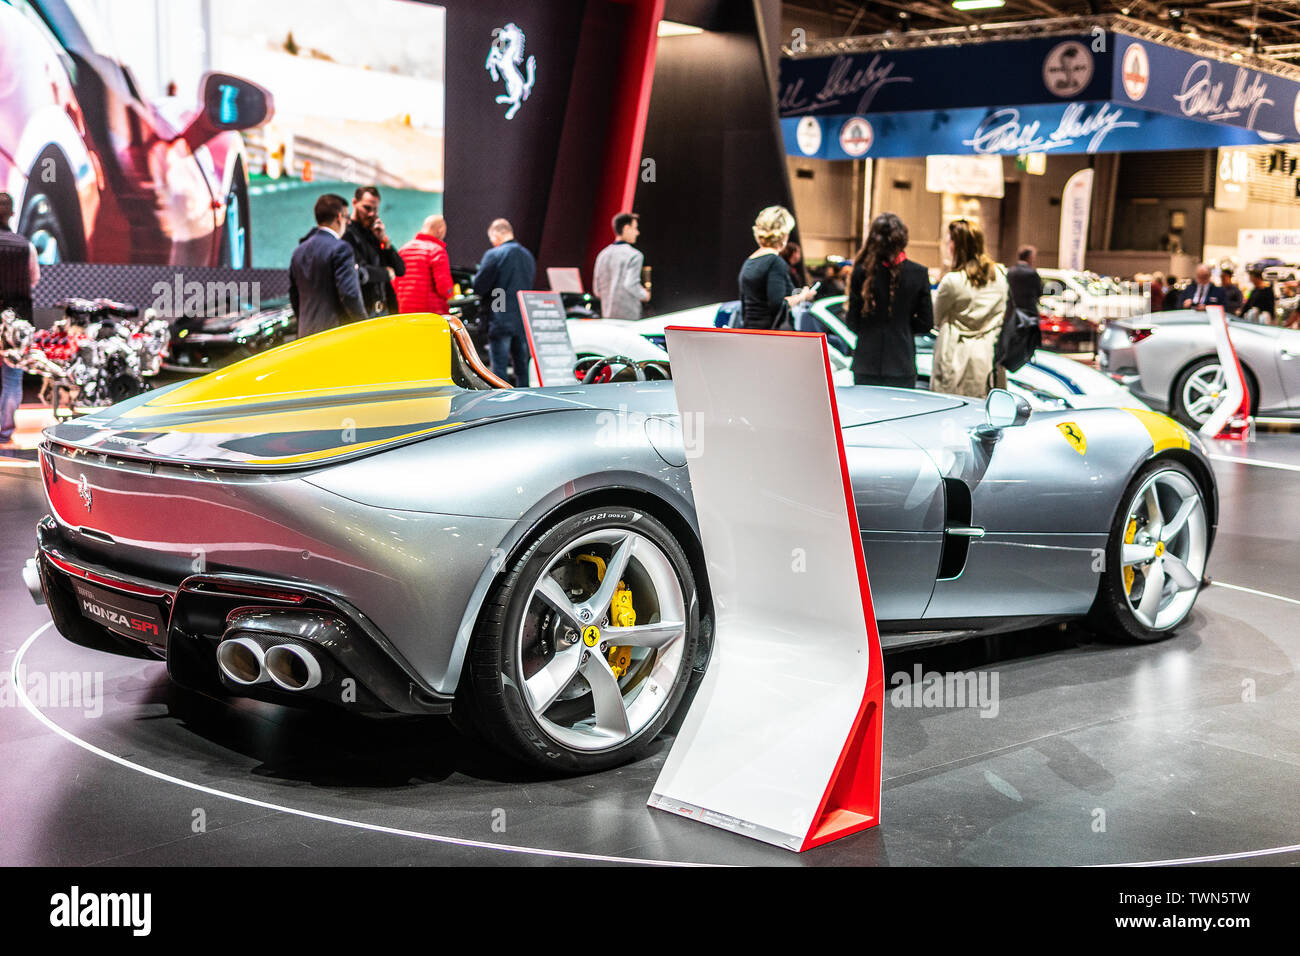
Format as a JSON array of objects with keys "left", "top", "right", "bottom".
[
  {"left": 1123, "top": 518, "right": 1138, "bottom": 595},
  {"left": 575, "top": 554, "right": 636, "bottom": 678}
]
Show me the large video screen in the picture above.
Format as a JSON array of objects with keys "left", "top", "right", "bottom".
[{"left": 0, "top": 0, "right": 445, "bottom": 271}]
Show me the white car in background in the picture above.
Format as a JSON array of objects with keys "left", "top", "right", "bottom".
[
  {"left": 1039, "top": 269, "right": 1149, "bottom": 322},
  {"left": 573, "top": 298, "right": 1149, "bottom": 411}
]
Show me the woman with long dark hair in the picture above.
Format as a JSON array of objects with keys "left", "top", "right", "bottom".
[
  {"left": 931, "top": 219, "right": 1009, "bottom": 398},
  {"left": 844, "top": 213, "right": 933, "bottom": 387}
]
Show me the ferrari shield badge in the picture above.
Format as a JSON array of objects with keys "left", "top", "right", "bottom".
[{"left": 1058, "top": 422, "right": 1087, "bottom": 455}]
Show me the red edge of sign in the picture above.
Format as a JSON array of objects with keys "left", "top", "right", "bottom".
[
  {"left": 1206, "top": 305, "right": 1253, "bottom": 441},
  {"left": 800, "top": 334, "right": 884, "bottom": 850}
]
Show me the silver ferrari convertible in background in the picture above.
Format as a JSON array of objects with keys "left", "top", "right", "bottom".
[
  {"left": 26, "top": 314, "right": 1218, "bottom": 772},
  {"left": 1100, "top": 309, "right": 1300, "bottom": 426}
]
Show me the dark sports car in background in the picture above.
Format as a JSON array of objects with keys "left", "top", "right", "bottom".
[
  {"left": 27, "top": 313, "right": 1217, "bottom": 773},
  {"left": 0, "top": 0, "right": 271, "bottom": 266}
]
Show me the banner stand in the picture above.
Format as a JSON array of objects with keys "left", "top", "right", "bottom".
[
  {"left": 1199, "top": 305, "right": 1253, "bottom": 442},
  {"left": 647, "top": 327, "right": 884, "bottom": 852}
]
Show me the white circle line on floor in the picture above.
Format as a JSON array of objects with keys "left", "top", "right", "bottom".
[
  {"left": 11, "top": 624, "right": 719, "bottom": 868},
  {"left": 1212, "top": 581, "right": 1300, "bottom": 606},
  {"left": 1209, "top": 453, "right": 1300, "bottom": 473}
]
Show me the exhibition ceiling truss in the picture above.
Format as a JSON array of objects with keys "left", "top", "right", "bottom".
[{"left": 785, "top": 1, "right": 1300, "bottom": 64}]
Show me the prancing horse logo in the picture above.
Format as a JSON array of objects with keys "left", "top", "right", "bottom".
[
  {"left": 486, "top": 22, "right": 536, "bottom": 120},
  {"left": 77, "top": 474, "right": 92, "bottom": 510},
  {"left": 1057, "top": 422, "right": 1087, "bottom": 455}
]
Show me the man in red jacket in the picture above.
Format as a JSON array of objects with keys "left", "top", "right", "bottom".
[{"left": 394, "top": 215, "right": 455, "bottom": 315}]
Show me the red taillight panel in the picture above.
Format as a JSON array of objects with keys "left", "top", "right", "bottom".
[{"left": 1127, "top": 327, "right": 1155, "bottom": 344}]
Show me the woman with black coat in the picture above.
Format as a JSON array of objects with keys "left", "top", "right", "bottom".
[
  {"left": 738, "top": 205, "right": 814, "bottom": 329},
  {"left": 844, "top": 213, "right": 934, "bottom": 387}
]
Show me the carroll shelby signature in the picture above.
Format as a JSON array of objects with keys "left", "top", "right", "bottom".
[
  {"left": 779, "top": 54, "right": 912, "bottom": 115},
  {"left": 1174, "top": 60, "right": 1273, "bottom": 129},
  {"left": 962, "top": 103, "right": 1138, "bottom": 154}
]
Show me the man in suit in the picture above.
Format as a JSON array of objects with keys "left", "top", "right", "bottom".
[
  {"left": 473, "top": 218, "right": 536, "bottom": 385},
  {"left": 290, "top": 194, "right": 368, "bottom": 338},
  {"left": 1178, "top": 264, "right": 1224, "bottom": 312},
  {"left": 1006, "top": 244, "right": 1043, "bottom": 318},
  {"left": 343, "top": 186, "right": 405, "bottom": 317}
]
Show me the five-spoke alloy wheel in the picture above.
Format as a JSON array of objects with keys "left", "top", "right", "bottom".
[
  {"left": 1091, "top": 460, "right": 1209, "bottom": 642},
  {"left": 461, "top": 506, "right": 698, "bottom": 772}
]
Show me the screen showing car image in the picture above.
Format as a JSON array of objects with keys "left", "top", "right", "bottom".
[{"left": 1, "top": 0, "right": 445, "bottom": 271}]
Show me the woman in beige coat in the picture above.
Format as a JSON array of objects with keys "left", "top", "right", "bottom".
[{"left": 931, "top": 219, "right": 1009, "bottom": 398}]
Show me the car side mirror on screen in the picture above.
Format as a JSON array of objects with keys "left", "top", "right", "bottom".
[
  {"left": 182, "top": 73, "right": 275, "bottom": 150},
  {"left": 977, "top": 388, "right": 1031, "bottom": 442}
]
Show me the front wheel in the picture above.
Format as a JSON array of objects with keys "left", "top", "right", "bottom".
[
  {"left": 1089, "top": 460, "right": 1209, "bottom": 643},
  {"left": 461, "top": 506, "right": 699, "bottom": 773},
  {"left": 218, "top": 165, "right": 252, "bottom": 269}
]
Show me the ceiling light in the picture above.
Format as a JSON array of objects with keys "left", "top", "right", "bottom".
[{"left": 952, "top": 0, "right": 1005, "bottom": 10}]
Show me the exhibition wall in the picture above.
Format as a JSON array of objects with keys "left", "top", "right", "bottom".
[{"left": 633, "top": 0, "right": 794, "bottom": 313}]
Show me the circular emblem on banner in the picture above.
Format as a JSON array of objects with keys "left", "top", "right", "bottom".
[
  {"left": 1293, "top": 90, "right": 1300, "bottom": 135},
  {"left": 796, "top": 116, "right": 822, "bottom": 156},
  {"left": 839, "top": 116, "right": 874, "bottom": 157},
  {"left": 1043, "top": 41, "right": 1094, "bottom": 97},
  {"left": 1122, "top": 43, "right": 1150, "bottom": 101}
]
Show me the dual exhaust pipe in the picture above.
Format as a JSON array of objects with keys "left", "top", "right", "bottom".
[{"left": 215, "top": 636, "right": 325, "bottom": 692}]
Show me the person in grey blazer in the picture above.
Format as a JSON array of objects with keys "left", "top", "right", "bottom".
[
  {"left": 290, "top": 194, "right": 368, "bottom": 338},
  {"left": 593, "top": 212, "right": 651, "bottom": 319}
]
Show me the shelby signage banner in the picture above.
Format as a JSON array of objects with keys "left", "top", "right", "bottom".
[
  {"left": 1112, "top": 35, "right": 1300, "bottom": 142},
  {"left": 779, "top": 35, "right": 1113, "bottom": 118},
  {"left": 781, "top": 30, "right": 1300, "bottom": 158},
  {"left": 518, "top": 291, "right": 577, "bottom": 386},
  {"left": 783, "top": 102, "right": 1273, "bottom": 160}
]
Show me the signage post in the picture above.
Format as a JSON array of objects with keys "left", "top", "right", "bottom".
[
  {"left": 647, "top": 327, "right": 884, "bottom": 852},
  {"left": 1200, "top": 304, "right": 1253, "bottom": 442},
  {"left": 517, "top": 291, "right": 577, "bottom": 386}
]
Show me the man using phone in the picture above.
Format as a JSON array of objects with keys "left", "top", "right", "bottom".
[{"left": 343, "top": 186, "right": 406, "bottom": 316}]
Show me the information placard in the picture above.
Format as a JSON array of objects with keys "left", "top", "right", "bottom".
[{"left": 517, "top": 291, "right": 577, "bottom": 387}]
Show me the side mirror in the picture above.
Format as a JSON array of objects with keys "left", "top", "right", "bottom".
[
  {"left": 976, "top": 388, "right": 1031, "bottom": 441},
  {"left": 181, "top": 73, "right": 275, "bottom": 151}
]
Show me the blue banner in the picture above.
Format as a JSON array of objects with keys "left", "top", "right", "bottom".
[
  {"left": 781, "top": 31, "right": 1300, "bottom": 155},
  {"left": 782, "top": 102, "right": 1276, "bottom": 160},
  {"left": 1112, "top": 35, "right": 1300, "bottom": 142},
  {"left": 779, "top": 35, "right": 1113, "bottom": 118}
]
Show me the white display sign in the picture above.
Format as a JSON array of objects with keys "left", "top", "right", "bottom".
[
  {"left": 925, "top": 155, "right": 1005, "bottom": 198},
  {"left": 648, "top": 327, "right": 884, "bottom": 852},
  {"left": 1058, "top": 168, "right": 1094, "bottom": 273},
  {"left": 1238, "top": 228, "right": 1300, "bottom": 264},
  {"left": 1215, "top": 148, "right": 1251, "bottom": 211}
]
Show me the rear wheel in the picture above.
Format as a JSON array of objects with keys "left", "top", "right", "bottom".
[
  {"left": 1089, "top": 460, "right": 1209, "bottom": 643},
  {"left": 461, "top": 506, "right": 698, "bottom": 773},
  {"left": 1171, "top": 357, "right": 1255, "bottom": 428}
]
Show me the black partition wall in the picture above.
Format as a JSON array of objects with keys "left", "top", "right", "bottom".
[{"left": 633, "top": 0, "right": 794, "bottom": 314}]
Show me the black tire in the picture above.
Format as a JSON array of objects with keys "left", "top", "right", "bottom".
[
  {"left": 1088, "top": 459, "right": 1209, "bottom": 643},
  {"left": 18, "top": 161, "right": 85, "bottom": 264},
  {"left": 460, "top": 506, "right": 699, "bottom": 773},
  {"left": 218, "top": 164, "right": 252, "bottom": 269},
  {"left": 1170, "top": 356, "right": 1256, "bottom": 428}
]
